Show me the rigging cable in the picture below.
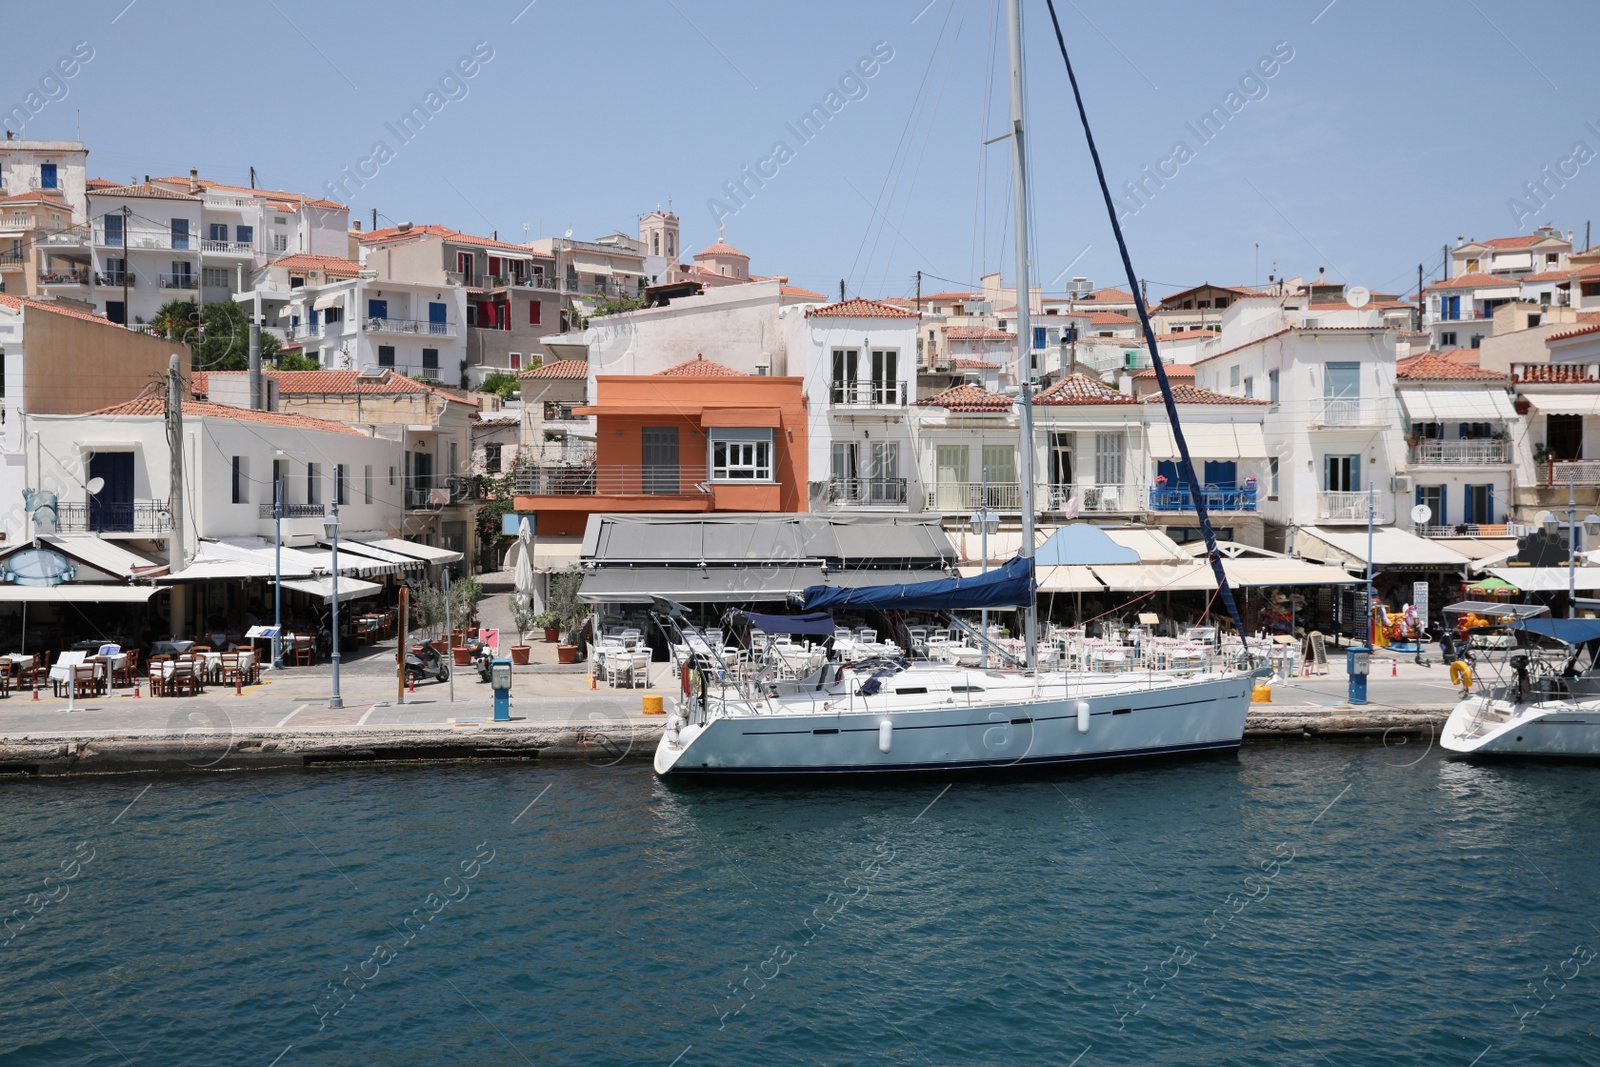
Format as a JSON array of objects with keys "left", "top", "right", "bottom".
[{"left": 1039, "top": 0, "right": 1247, "bottom": 644}]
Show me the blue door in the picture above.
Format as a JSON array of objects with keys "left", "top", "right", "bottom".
[
  {"left": 88, "top": 452, "right": 134, "bottom": 532},
  {"left": 367, "top": 298, "right": 388, "bottom": 321},
  {"left": 428, "top": 301, "right": 447, "bottom": 335}
]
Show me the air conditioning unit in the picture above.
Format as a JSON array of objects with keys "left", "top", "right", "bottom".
[{"left": 1390, "top": 474, "right": 1414, "bottom": 492}]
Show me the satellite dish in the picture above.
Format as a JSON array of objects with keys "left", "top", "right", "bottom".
[
  {"left": 1347, "top": 285, "right": 1371, "bottom": 308},
  {"left": 85, "top": 477, "right": 105, "bottom": 495},
  {"left": 564, "top": 228, "right": 573, "bottom": 238},
  {"left": 1410, "top": 503, "right": 1431, "bottom": 525}
]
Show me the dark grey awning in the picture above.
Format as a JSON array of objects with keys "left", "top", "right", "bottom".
[
  {"left": 577, "top": 565, "right": 954, "bottom": 605},
  {"left": 581, "top": 513, "right": 956, "bottom": 567}
]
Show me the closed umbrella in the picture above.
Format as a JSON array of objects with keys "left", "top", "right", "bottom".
[{"left": 514, "top": 517, "right": 536, "bottom": 599}]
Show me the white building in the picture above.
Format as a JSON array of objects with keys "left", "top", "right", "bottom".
[
  {"left": 0, "top": 139, "right": 89, "bottom": 221},
  {"left": 1392, "top": 351, "right": 1518, "bottom": 534}
]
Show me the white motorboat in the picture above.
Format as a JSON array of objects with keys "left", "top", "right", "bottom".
[{"left": 1441, "top": 614, "right": 1600, "bottom": 759}]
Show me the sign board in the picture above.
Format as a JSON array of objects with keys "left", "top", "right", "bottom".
[
  {"left": 479, "top": 628, "right": 500, "bottom": 653},
  {"left": 1413, "top": 581, "right": 1429, "bottom": 623},
  {"left": 502, "top": 513, "right": 536, "bottom": 537}
]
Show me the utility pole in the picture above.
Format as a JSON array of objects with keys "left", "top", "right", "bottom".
[
  {"left": 1587, "top": 220, "right": 1592, "bottom": 252},
  {"left": 120, "top": 206, "right": 130, "bottom": 324},
  {"left": 248, "top": 292, "right": 262, "bottom": 410},
  {"left": 372, "top": 208, "right": 378, "bottom": 232},
  {"left": 1416, "top": 263, "right": 1424, "bottom": 332},
  {"left": 839, "top": 278, "right": 845, "bottom": 302},
  {"left": 249, "top": 166, "right": 256, "bottom": 189},
  {"left": 1140, "top": 277, "right": 1149, "bottom": 308},
  {"left": 167, "top": 354, "right": 187, "bottom": 638},
  {"left": 915, "top": 270, "right": 922, "bottom": 313},
  {"left": 1443, "top": 244, "right": 1449, "bottom": 280}
]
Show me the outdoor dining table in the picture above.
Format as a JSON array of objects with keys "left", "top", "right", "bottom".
[
  {"left": 195, "top": 650, "right": 255, "bottom": 684},
  {"left": 153, "top": 640, "right": 195, "bottom": 658}
]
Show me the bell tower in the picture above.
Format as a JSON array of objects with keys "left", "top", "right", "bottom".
[{"left": 639, "top": 204, "right": 679, "bottom": 262}]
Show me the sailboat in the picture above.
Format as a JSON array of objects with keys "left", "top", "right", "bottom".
[{"left": 652, "top": 0, "right": 1262, "bottom": 777}]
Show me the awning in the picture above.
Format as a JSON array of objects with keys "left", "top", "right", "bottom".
[
  {"left": 1486, "top": 567, "right": 1600, "bottom": 592},
  {"left": 1521, "top": 392, "right": 1600, "bottom": 416},
  {"left": 1435, "top": 537, "right": 1520, "bottom": 562},
  {"left": 358, "top": 538, "right": 463, "bottom": 566},
  {"left": 1091, "top": 564, "right": 1218, "bottom": 591},
  {"left": 37, "top": 536, "right": 166, "bottom": 580},
  {"left": 1103, "top": 528, "right": 1189, "bottom": 563},
  {"left": 701, "top": 408, "right": 783, "bottom": 428},
  {"left": 0, "top": 584, "right": 158, "bottom": 603},
  {"left": 301, "top": 545, "right": 400, "bottom": 578},
  {"left": 312, "top": 292, "right": 345, "bottom": 311},
  {"left": 1222, "top": 558, "right": 1361, "bottom": 586},
  {"left": 572, "top": 254, "right": 613, "bottom": 275},
  {"left": 281, "top": 576, "right": 384, "bottom": 603},
  {"left": 1036, "top": 565, "right": 1102, "bottom": 593},
  {"left": 1297, "top": 526, "right": 1472, "bottom": 569},
  {"left": 579, "top": 566, "right": 825, "bottom": 603},
  {"left": 1146, "top": 423, "right": 1268, "bottom": 459},
  {"left": 156, "top": 538, "right": 320, "bottom": 583},
  {"left": 326, "top": 540, "right": 425, "bottom": 571},
  {"left": 1399, "top": 388, "right": 1517, "bottom": 421}
]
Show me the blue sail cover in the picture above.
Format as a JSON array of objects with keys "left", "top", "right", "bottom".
[
  {"left": 801, "top": 556, "right": 1035, "bottom": 612},
  {"left": 1517, "top": 618, "right": 1600, "bottom": 645},
  {"left": 733, "top": 610, "right": 838, "bottom": 637}
]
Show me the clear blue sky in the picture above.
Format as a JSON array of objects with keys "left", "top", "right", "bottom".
[{"left": 12, "top": 0, "right": 1599, "bottom": 302}]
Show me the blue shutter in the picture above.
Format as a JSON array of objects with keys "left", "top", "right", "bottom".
[
  {"left": 1204, "top": 460, "right": 1237, "bottom": 487},
  {"left": 1033, "top": 326, "right": 1047, "bottom": 349},
  {"left": 1350, "top": 455, "right": 1360, "bottom": 492},
  {"left": 368, "top": 298, "right": 388, "bottom": 320},
  {"left": 1485, "top": 485, "right": 1494, "bottom": 524},
  {"left": 1438, "top": 485, "right": 1448, "bottom": 527}
]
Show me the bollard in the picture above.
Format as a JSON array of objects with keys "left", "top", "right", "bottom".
[
  {"left": 408, "top": 671, "right": 416, "bottom": 695},
  {"left": 31, "top": 678, "right": 38, "bottom": 701},
  {"left": 1391, "top": 657, "right": 1398, "bottom": 678},
  {"left": 235, "top": 673, "right": 243, "bottom": 696},
  {"left": 588, "top": 670, "right": 596, "bottom": 691},
  {"left": 133, "top": 678, "right": 141, "bottom": 698}
]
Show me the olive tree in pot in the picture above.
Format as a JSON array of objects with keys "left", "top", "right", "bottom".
[
  {"left": 532, "top": 610, "right": 561, "bottom": 643},
  {"left": 508, "top": 594, "right": 537, "bottom": 665},
  {"left": 548, "top": 565, "right": 588, "bottom": 665},
  {"left": 413, "top": 582, "right": 448, "bottom": 654}
]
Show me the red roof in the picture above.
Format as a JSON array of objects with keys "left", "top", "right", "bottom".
[
  {"left": 87, "top": 181, "right": 198, "bottom": 201},
  {"left": 1074, "top": 311, "right": 1136, "bottom": 325},
  {"left": 1425, "top": 272, "right": 1520, "bottom": 292},
  {"left": 1549, "top": 323, "right": 1600, "bottom": 342},
  {"left": 657, "top": 355, "right": 745, "bottom": 377},
  {"left": 780, "top": 284, "right": 827, "bottom": 300},
  {"left": 0, "top": 294, "right": 120, "bottom": 327},
  {"left": 0, "top": 190, "right": 70, "bottom": 207},
  {"left": 267, "top": 252, "right": 364, "bottom": 278},
  {"left": 519, "top": 359, "right": 588, "bottom": 379},
  {"left": 1147, "top": 384, "right": 1268, "bottom": 406},
  {"left": 946, "top": 326, "right": 1015, "bottom": 340},
  {"left": 695, "top": 241, "right": 748, "bottom": 259},
  {"left": 1395, "top": 350, "right": 1504, "bottom": 381},
  {"left": 947, "top": 357, "right": 1000, "bottom": 370},
  {"left": 914, "top": 383, "right": 1013, "bottom": 412},
  {"left": 1131, "top": 365, "right": 1195, "bottom": 380},
  {"left": 206, "top": 368, "right": 480, "bottom": 407},
  {"left": 806, "top": 298, "right": 919, "bottom": 319},
  {"left": 1032, "top": 373, "right": 1138, "bottom": 405},
  {"left": 1517, "top": 269, "right": 1573, "bottom": 283},
  {"left": 361, "top": 223, "right": 549, "bottom": 256},
  {"left": 1479, "top": 235, "right": 1562, "bottom": 249},
  {"left": 87, "top": 393, "right": 366, "bottom": 435},
  {"left": 1074, "top": 286, "right": 1136, "bottom": 303},
  {"left": 921, "top": 290, "right": 984, "bottom": 302},
  {"left": 150, "top": 177, "right": 347, "bottom": 211}
]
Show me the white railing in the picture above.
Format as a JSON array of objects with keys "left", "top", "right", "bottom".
[
  {"left": 42, "top": 228, "right": 89, "bottom": 246},
  {"left": 365, "top": 316, "right": 458, "bottom": 338},
  {"left": 201, "top": 239, "right": 254, "bottom": 255},
  {"left": 1547, "top": 459, "right": 1600, "bottom": 487},
  {"left": 1316, "top": 491, "right": 1384, "bottom": 523},
  {"left": 829, "top": 380, "right": 909, "bottom": 407},
  {"left": 1050, "top": 482, "right": 1145, "bottom": 512},
  {"left": 1411, "top": 439, "right": 1510, "bottom": 465},
  {"left": 204, "top": 194, "right": 256, "bottom": 209},
  {"left": 1312, "top": 396, "right": 1390, "bottom": 427}
]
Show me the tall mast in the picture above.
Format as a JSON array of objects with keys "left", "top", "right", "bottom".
[{"left": 1006, "top": 0, "right": 1038, "bottom": 670}]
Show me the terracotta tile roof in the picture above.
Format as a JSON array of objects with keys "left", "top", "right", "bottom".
[
  {"left": 190, "top": 371, "right": 208, "bottom": 397},
  {"left": 921, "top": 290, "right": 985, "bottom": 302},
  {"left": 87, "top": 393, "right": 366, "bottom": 434},
  {"left": 1155, "top": 282, "right": 1263, "bottom": 308},
  {"left": 87, "top": 181, "right": 199, "bottom": 201},
  {"left": 267, "top": 252, "right": 364, "bottom": 278},
  {"left": 0, "top": 294, "right": 119, "bottom": 326},
  {"left": 1480, "top": 235, "right": 1555, "bottom": 249},
  {"left": 1548, "top": 322, "right": 1600, "bottom": 342},
  {"left": 1146, "top": 384, "right": 1268, "bottom": 406},
  {"left": 84, "top": 177, "right": 119, "bottom": 190},
  {"left": 1424, "top": 272, "right": 1520, "bottom": 292},
  {"left": 1075, "top": 286, "right": 1136, "bottom": 302},
  {"left": 150, "top": 177, "right": 348, "bottom": 211},
  {"left": 1518, "top": 269, "right": 1573, "bottom": 283},
  {"left": 806, "top": 298, "right": 920, "bottom": 319},
  {"left": 206, "top": 368, "right": 481, "bottom": 407},
  {"left": 0, "top": 190, "right": 71, "bottom": 207},
  {"left": 1032, "top": 373, "right": 1138, "bottom": 405},
  {"left": 946, "top": 326, "right": 1015, "bottom": 340},
  {"left": 1132, "top": 365, "right": 1196, "bottom": 380},
  {"left": 780, "top": 284, "right": 827, "bottom": 299},
  {"left": 360, "top": 223, "right": 548, "bottom": 255},
  {"left": 1395, "top": 350, "right": 1505, "bottom": 381},
  {"left": 1075, "top": 311, "right": 1136, "bottom": 325},
  {"left": 946, "top": 357, "right": 1000, "bottom": 369},
  {"left": 1514, "top": 364, "right": 1597, "bottom": 383},
  {"left": 695, "top": 241, "right": 747, "bottom": 258},
  {"left": 518, "top": 358, "right": 588, "bottom": 379},
  {"left": 914, "top": 383, "right": 1013, "bottom": 412},
  {"left": 657, "top": 355, "right": 745, "bottom": 377},
  {"left": 1578, "top": 311, "right": 1600, "bottom": 322}
]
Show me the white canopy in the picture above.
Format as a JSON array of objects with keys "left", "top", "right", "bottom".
[
  {"left": 1222, "top": 558, "right": 1361, "bottom": 587},
  {"left": 1297, "top": 526, "right": 1472, "bottom": 569},
  {"left": 1103, "top": 528, "right": 1190, "bottom": 563},
  {"left": 312, "top": 292, "right": 345, "bottom": 311},
  {"left": 1521, "top": 392, "right": 1600, "bottom": 416},
  {"left": 1398, "top": 388, "right": 1517, "bottom": 422},
  {"left": 281, "top": 576, "right": 384, "bottom": 603},
  {"left": 1091, "top": 564, "right": 1218, "bottom": 591},
  {"left": 359, "top": 537, "right": 463, "bottom": 566},
  {"left": 1485, "top": 567, "right": 1600, "bottom": 592},
  {"left": 1037, "top": 564, "right": 1103, "bottom": 593},
  {"left": 1146, "top": 423, "right": 1268, "bottom": 459},
  {"left": 0, "top": 585, "right": 158, "bottom": 603},
  {"left": 37, "top": 536, "right": 166, "bottom": 580}
]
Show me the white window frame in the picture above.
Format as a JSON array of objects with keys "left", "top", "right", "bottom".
[{"left": 708, "top": 428, "right": 774, "bottom": 482}]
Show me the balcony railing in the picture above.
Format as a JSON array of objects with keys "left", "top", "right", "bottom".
[
  {"left": 1546, "top": 459, "right": 1600, "bottom": 487},
  {"left": 42, "top": 228, "right": 89, "bottom": 247},
  {"left": 1410, "top": 439, "right": 1510, "bottom": 466},
  {"left": 925, "top": 481, "right": 1022, "bottom": 511},
  {"left": 829, "top": 380, "right": 909, "bottom": 407},
  {"left": 405, "top": 479, "right": 465, "bottom": 508},
  {"left": 1420, "top": 524, "right": 1510, "bottom": 538},
  {"left": 204, "top": 194, "right": 256, "bottom": 209},
  {"left": 365, "top": 316, "right": 458, "bottom": 338},
  {"left": 1311, "top": 396, "right": 1390, "bottom": 427},
  {"left": 38, "top": 269, "right": 89, "bottom": 285},
  {"left": 828, "top": 477, "right": 909, "bottom": 506},
  {"left": 201, "top": 239, "right": 254, "bottom": 255},
  {"left": 56, "top": 499, "right": 170, "bottom": 532},
  {"left": 0, "top": 250, "right": 23, "bottom": 267},
  {"left": 514, "top": 464, "right": 708, "bottom": 497},
  {"left": 258, "top": 503, "right": 325, "bottom": 518},
  {"left": 95, "top": 271, "right": 135, "bottom": 286},
  {"left": 1050, "top": 483, "right": 1144, "bottom": 513},
  {"left": 158, "top": 273, "right": 198, "bottom": 289},
  {"left": 1149, "top": 484, "right": 1258, "bottom": 512},
  {"left": 1316, "top": 491, "right": 1384, "bottom": 523}
]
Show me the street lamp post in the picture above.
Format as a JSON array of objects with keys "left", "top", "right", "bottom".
[
  {"left": 272, "top": 478, "right": 283, "bottom": 670},
  {"left": 324, "top": 502, "right": 343, "bottom": 709}
]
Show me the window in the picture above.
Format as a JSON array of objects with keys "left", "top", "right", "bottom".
[
  {"left": 104, "top": 257, "right": 127, "bottom": 284},
  {"left": 335, "top": 464, "right": 347, "bottom": 506},
  {"left": 1324, "top": 454, "right": 1359, "bottom": 492},
  {"left": 1324, "top": 361, "right": 1360, "bottom": 397},
  {"left": 377, "top": 346, "right": 395, "bottom": 368},
  {"left": 428, "top": 302, "right": 448, "bottom": 335},
  {"left": 169, "top": 261, "right": 193, "bottom": 286},
  {"left": 1268, "top": 369, "right": 1279, "bottom": 404},
  {"left": 1229, "top": 365, "right": 1241, "bottom": 387},
  {"left": 509, "top": 353, "right": 521, "bottom": 371},
  {"left": 422, "top": 348, "right": 439, "bottom": 371},
  {"left": 323, "top": 304, "right": 342, "bottom": 325},
  {"left": 709, "top": 428, "right": 774, "bottom": 481},
  {"left": 1094, "top": 432, "right": 1125, "bottom": 485},
  {"left": 1463, "top": 484, "right": 1493, "bottom": 525},
  {"left": 208, "top": 223, "right": 229, "bottom": 242},
  {"left": 103, "top": 212, "right": 123, "bottom": 246},
  {"left": 485, "top": 443, "right": 503, "bottom": 473},
  {"left": 871, "top": 349, "right": 899, "bottom": 404},
  {"left": 1417, "top": 484, "right": 1445, "bottom": 527},
  {"left": 364, "top": 465, "right": 373, "bottom": 504},
  {"left": 389, "top": 465, "right": 397, "bottom": 486},
  {"left": 1440, "top": 294, "right": 1461, "bottom": 321},
  {"left": 275, "top": 216, "right": 287, "bottom": 225},
  {"left": 170, "top": 218, "right": 189, "bottom": 250},
  {"left": 367, "top": 298, "right": 388, "bottom": 320},
  {"left": 528, "top": 300, "right": 541, "bottom": 326},
  {"left": 1032, "top": 326, "right": 1047, "bottom": 350},
  {"left": 273, "top": 459, "right": 286, "bottom": 505},
  {"left": 1470, "top": 335, "right": 1483, "bottom": 349},
  {"left": 830, "top": 348, "right": 859, "bottom": 402},
  {"left": 39, "top": 163, "right": 57, "bottom": 189},
  {"left": 274, "top": 234, "right": 287, "bottom": 252},
  {"left": 1546, "top": 414, "right": 1583, "bottom": 460},
  {"left": 831, "top": 441, "right": 858, "bottom": 497},
  {"left": 307, "top": 462, "right": 321, "bottom": 506},
  {"left": 231, "top": 456, "right": 248, "bottom": 504},
  {"left": 105, "top": 301, "right": 125, "bottom": 325},
  {"left": 1439, "top": 331, "right": 1457, "bottom": 346},
  {"left": 202, "top": 267, "right": 228, "bottom": 288},
  {"left": 1547, "top": 252, "right": 1560, "bottom": 265},
  {"left": 1243, "top": 376, "right": 1253, "bottom": 398},
  {"left": 1268, "top": 456, "right": 1279, "bottom": 499},
  {"left": 236, "top": 225, "right": 253, "bottom": 244},
  {"left": 982, "top": 444, "right": 1017, "bottom": 505}
]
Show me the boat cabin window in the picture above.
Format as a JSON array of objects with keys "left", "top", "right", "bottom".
[{"left": 949, "top": 685, "right": 985, "bottom": 693}]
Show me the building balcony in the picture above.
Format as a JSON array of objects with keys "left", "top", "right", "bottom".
[
  {"left": 202, "top": 239, "right": 254, "bottom": 255},
  {"left": 1420, "top": 523, "right": 1511, "bottom": 538},
  {"left": 1544, "top": 459, "right": 1600, "bottom": 487},
  {"left": 57, "top": 499, "right": 170, "bottom": 533},
  {"left": 828, "top": 477, "right": 909, "bottom": 507},
  {"left": 158, "top": 273, "right": 198, "bottom": 290},
  {"left": 1315, "top": 491, "right": 1385, "bottom": 523},
  {"left": 365, "top": 316, "right": 458, "bottom": 338},
  {"left": 925, "top": 481, "right": 1023, "bottom": 511},
  {"left": 829, "top": 381, "right": 909, "bottom": 408},
  {"left": 258, "top": 503, "right": 326, "bottom": 519},
  {"left": 1410, "top": 439, "right": 1511, "bottom": 466},
  {"left": 0, "top": 250, "right": 23, "bottom": 268},
  {"left": 41, "top": 228, "right": 89, "bottom": 249},
  {"left": 1148, "top": 484, "right": 1258, "bottom": 512},
  {"left": 1310, "top": 397, "right": 1390, "bottom": 428},
  {"left": 95, "top": 271, "right": 135, "bottom": 287},
  {"left": 514, "top": 464, "right": 709, "bottom": 500},
  {"left": 97, "top": 231, "right": 186, "bottom": 251},
  {"left": 38, "top": 269, "right": 90, "bottom": 286},
  {"left": 405, "top": 480, "right": 466, "bottom": 509},
  {"left": 204, "top": 194, "right": 256, "bottom": 209},
  {"left": 1048, "top": 482, "right": 1144, "bottom": 513}
]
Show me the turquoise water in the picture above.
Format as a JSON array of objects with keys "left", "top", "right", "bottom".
[{"left": 2, "top": 745, "right": 1598, "bottom": 1066}]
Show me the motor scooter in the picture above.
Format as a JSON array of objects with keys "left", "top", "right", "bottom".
[{"left": 404, "top": 642, "right": 451, "bottom": 685}]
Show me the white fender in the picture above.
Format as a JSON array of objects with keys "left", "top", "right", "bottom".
[
  {"left": 666, "top": 712, "right": 684, "bottom": 747},
  {"left": 1076, "top": 700, "right": 1090, "bottom": 734},
  {"left": 878, "top": 720, "right": 893, "bottom": 753}
]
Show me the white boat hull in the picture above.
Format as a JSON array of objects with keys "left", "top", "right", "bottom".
[
  {"left": 1441, "top": 694, "right": 1600, "bottom": 758},
  {"left": 654, "top": 671, "right": 1255, "bottom": 776}
]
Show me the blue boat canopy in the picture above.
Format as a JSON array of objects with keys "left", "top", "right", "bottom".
[
  {"left": 1516, "top": 617, "right": 1600, "bottom": 645},
  {"left": 801, "top": 556, "right": 1035, "bottom": 612},
  {"left": 732, "top": 610, "right": 837, "bottom": 637}
]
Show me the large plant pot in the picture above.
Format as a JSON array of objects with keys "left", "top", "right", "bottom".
[
  {"left": 510, "top": 645, "right": 531, "bottom": 665},
  {"left": 452, "top": 647, "right": 473, "bottom": 666},
  {"left": 431, "top": 639, "right": 449, "bottom": 656},
  {"left": 556, "top": 644, "right": 578, "bottom": 665},
  {"left": 543, "top": 627, "right": 560, "bottom": 643}
]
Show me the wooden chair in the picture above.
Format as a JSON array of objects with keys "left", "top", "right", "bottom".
[
  {"left": 148, "top": 666, "right": 167, "bottom": 698},
  {"left": 170, "top": 662, "right": 199, "bottom": 697},
  {"left": 118, "top": 649, "right": 140, "bottom": 688},
  {"left": 290, "top": 636, "right": 313, "bottom": 667},
  {"left": 192, "top": 645, "right": 212, "bottom": 654},
  {"left": 219, "top": 653, "right": 241, "bottom": 687}
]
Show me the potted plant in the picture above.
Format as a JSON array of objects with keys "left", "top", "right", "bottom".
[
  {"left": 412, "top": 582, "right": 448, "bottom": 653},
  {"left": 508, "top": 594, "right": 536, "bottom": 665},
  {"left": 533, "top": 610, "right": 561, "bottom": 643},
  {"left": 548, "top": 565, "right": 587, "bottom": 665}
]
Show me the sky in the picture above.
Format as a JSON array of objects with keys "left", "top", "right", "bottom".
[{"left": 9, "top": 0, "right": 1600, "bottom": 304}]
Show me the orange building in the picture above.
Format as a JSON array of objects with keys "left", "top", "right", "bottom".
[{"left": 514, "top": 355, "right": 808, "bottom": 536}]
